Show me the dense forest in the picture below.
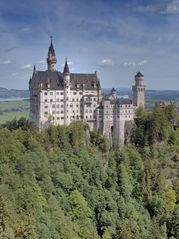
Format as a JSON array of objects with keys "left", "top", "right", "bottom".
[{"left": 0, "top": 105, "right": 179, "bottom": 238}]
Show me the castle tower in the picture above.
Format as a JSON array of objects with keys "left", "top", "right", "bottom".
[
  {"left": 47, "top": 37, "right": 57, "bottom": 71},
  {"left": 132, "top": 72, "right": 145, "bottom": 108},
  {"left": 111, "top": 88, "right": 117, "bottom": 99},
  {"left": 63, "top": 58, "right": 71, "bottom": 125}
]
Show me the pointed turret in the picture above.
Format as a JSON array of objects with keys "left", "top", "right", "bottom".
[
  {"left": 48, "top": 38, "right": 56, "bottom": 56},
  {"left": 47, "top": 37, "right": 57, "bottom": 71},
  {"left": 63, "top": 58, "right": 71, "bottom": 126},
  {"left": 63, "top": 58, "right": 70, "bottom": 74}
]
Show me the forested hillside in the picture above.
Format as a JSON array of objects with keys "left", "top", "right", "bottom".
[{"left": 0, "top": 105, "right": 179, "bottom": 239}]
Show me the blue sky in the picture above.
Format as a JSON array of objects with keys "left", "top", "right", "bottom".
[{"left": 0, "top": 0, "right": 179, "bottom": 90}]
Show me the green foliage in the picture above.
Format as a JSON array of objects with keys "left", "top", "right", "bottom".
[{"left": 0, "top": 117, "right": 179, "bottom": 238}]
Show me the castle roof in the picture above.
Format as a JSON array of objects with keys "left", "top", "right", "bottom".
[
  {"left": 116, "top": 98, "right": 133, "bottom": 105},
  {"left": 63, "top": 59, "right": 70, "bottom": 74},
  {"left": 135, "top": 72, "right": 144, "bottom": 77},
  {"left": 29, "top": 71, "right": 101, "bottom": 91},
  {"left": 48, "top": 39, "right": 56, "bottom": 56},
  {"left": 70, "top": 73, "right": 101, "bottom": 90}
]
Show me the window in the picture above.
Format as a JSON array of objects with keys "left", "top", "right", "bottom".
[
  {"left": 73, "top": 92, "right": 77, "bottom": 95},
  {"left": 57, "top": 105, "right": 60, "bottom": 108},
  {"left": 50, "top": 92, "right": 53, "bottom": 95},
  {"left": 61, "top": 99, "right": 63, "bottom": 102},
  {"left": 61, "top": 111, "right": 64, "bottom": 113},
  {"left": 52, "top": 105, "right": 55, "bottom": 108},
  {"left": 57, "top": 117, "right": 60, "bottom": 120},
  {"left": 44, "top": 112, "right": 48, "bottom": 115},
  {"left": 52, "top": 111, "right": 55, "bottom": 114},
  {"left": 50, "top": 99, "right": 53, "bottom": 102},
  {"left": 61, "top": 92, "right": 63, "bottom": 95},
  {"left": 57, "top": 92, "right": 59, "bottom": 95},
  {"left": 45, "top": 99, "right": 47, "bottom": 102},
  {"left": 57, "top": 111, "right": 59, "bottom": 114},
  {"left": 45, "top": 105, "right": 48, "bottom": 109},
  {"left": 44, "top": 92, "right": 47, "bottom": 95}
]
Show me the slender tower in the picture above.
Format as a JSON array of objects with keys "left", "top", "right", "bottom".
[
  {"left": 132, "top": 72, "right": 145, "bottom": 108},
  {"left": 63, "top": 58, "right": 71, "bottom": 125},
  {"left": 47, "top": 37, "right": 57, "bottom": 71}
]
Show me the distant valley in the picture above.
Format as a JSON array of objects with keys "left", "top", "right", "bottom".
[{"left": 0, "top": 87, "right": 179, "bottom": 124}]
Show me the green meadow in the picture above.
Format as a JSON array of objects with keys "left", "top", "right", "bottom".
[{"left": 0, "top": 100, "right": 29, "bottom": 123}]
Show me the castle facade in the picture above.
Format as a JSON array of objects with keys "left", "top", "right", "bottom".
[{"left": 29, "top": 40, "right": 145, "bottom": 144}]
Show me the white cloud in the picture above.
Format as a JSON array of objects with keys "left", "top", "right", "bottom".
[
  {"left": 98, "top": 58, "right": 114, "bottom": 67},
  {"left": 20, "top": 27, "right": 31, "bottom": 32},
  {"left": 39, "top": 60, "right": 46, "bottom": 64},
  {"left": 138, "top": 59, "right": 148, "bottom": 66},
  {"left": 1, "top": 60, "right": 12, "bottom": 65},
  {"left": 133, "top": 1, "right": 179, "bottom": 15},
  {"left": 68, "top": 61, "right": 74, "bottom": 66},
  {"left": 123, "top": 61, "right": 136, "bottom": 67},
  {"left": 22, "top": 64, "right": 33, "bottom": 69},
  {"left": 160, "top": 0, "right": 179, "bottom": 15},
  {"left": 122, "top": 60, "right": 148, "bottom": 67},
  {"left": 11, "top": 72, "right": 18, "bottom": 76}
]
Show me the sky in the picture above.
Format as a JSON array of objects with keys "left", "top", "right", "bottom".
[{"left": 0, "top": 0, "right": 179, "bottom": 90}]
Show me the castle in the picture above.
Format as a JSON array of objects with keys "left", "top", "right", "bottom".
[{"left": 29, "top": 40, "right": 145, "bottom": 144}]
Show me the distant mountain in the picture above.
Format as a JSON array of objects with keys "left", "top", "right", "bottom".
[
  {"left": 0, "top": 87, "right": 29, "bottom": 98},
  {"left": 1, "top": 86, "right": 179, "bottom": 103}
]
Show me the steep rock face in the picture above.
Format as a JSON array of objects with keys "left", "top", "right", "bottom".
[{"left": 124, "top": 120, "right": 135, "bottom": 145}]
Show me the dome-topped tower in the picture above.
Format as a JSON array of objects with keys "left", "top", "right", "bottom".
[
  {"left": 47, "top": 37, "right": 57, "bottom": 71},
  {"left": 132, "top": 72, "right": 145, "bottom": 108}
]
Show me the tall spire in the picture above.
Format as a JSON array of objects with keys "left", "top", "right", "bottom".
[
  {"left": 48, "top": 36, "right": 55, "bottom": 56},
  {"left": 47, "top": 36, "right": 57, "bottom": 71},
  {"left": 63, "top": 57, "right": 70, "bottom": 74}
]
